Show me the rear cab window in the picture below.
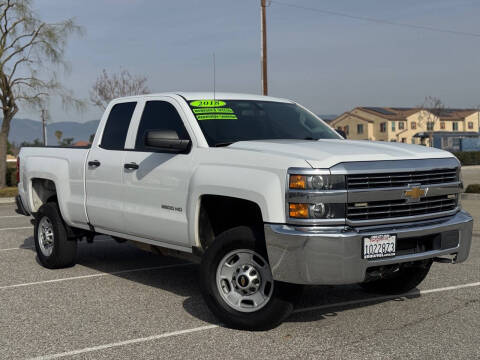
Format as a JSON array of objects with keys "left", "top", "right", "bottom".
[{"left": 101, "top": 102, "right": 137, "bottom": 150}]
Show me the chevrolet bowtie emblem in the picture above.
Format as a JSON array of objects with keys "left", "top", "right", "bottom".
[{"left": 404, "top": 185, "right": 427, "bottom": 202}]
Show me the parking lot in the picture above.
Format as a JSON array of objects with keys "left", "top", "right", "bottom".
[{"left": 0, "top": 200, "right": 478, "bottom": 360}]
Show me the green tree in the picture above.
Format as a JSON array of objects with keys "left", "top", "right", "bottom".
[
  {"left": 6, "top": 140, "right": 13, "bottom": 155},
  {"left": 0, "top": 0, "right": 84, "bottom": 188},
  {"left": 60, "top": 137, "right": 73, "bottom": 146},
  {"left": 20, "top": 138, "right": 42, "bottom": 147}
]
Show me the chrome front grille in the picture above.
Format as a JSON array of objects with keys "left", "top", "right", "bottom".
[
  {"left": 346, "top": 168, "right": 458, "bottom": 189},
  {"left": 347, "top": 195, "right": 458, "bottom": 221}
]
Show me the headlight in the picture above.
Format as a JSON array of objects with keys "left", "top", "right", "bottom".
[
  {"left": 289, "top": 202, "right": 345, "bottom": 219},
  {"left": 287, "top": 171, "right": 346, "bottom": 222},
  {"left": 289, "top": 174, "right": 345, "bottom": 190}
]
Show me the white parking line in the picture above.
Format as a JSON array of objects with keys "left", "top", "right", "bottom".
[
  {"left": 0, "top": 226, "right": 32, "bottom": 231},
  {"left": 29, "top": 325, "right": 219, "bottom": 360},
  {"left": 0, "top": 238, "right": 113, "bottom": 252},
  {"left": 0, "top": 215, "right": 28, "bottom": 219},
  {"left": 27, "top": 281, "right": 480, "bottom": 360},
  {"left": 0, "top": 263, "right": 193, "bottom": 290},
  {"left": 294, "top": 281, "right": 480, "bottom": 314},
  {"left": 0, "top": 246, "right": 34, "bottom": 252}
]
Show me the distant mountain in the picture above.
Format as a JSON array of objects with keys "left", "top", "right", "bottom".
[{"left": 5, "top": 118, "right": 100, "bottom": 145}]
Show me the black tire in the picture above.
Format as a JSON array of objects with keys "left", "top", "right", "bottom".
[
  {"left": 359, "top": 260, "right": 433, "bottom": 295},
  {"left": 199, "top": 226, "right": 302, "bottom": 330},
  {"left": 34, "top": 202, "right": 77, "bottom": 269}
]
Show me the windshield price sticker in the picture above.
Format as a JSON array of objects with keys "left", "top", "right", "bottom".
[
  {"left": 190, "top": 100, "right": 226, "bottom": 107},
  {"left": 193, "top": 108, "right": 234, "bottom": 114},
  {"left": 196, "top": 114, "right": 238, "bottom": 121}
]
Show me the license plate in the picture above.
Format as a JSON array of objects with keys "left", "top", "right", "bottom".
[{"left": 363, "top": 234, "right": 396, "bottom": 259}]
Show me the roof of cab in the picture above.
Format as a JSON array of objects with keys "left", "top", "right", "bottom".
[{"left": 112, "top": 92, "right": 294, "bottom": 103}]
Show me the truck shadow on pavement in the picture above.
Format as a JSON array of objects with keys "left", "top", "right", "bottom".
[{"left": 19, "top": 235, "right": 422, "bottom": 328}]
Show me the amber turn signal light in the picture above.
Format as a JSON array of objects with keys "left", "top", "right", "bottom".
[
  {"left": 289, "top": 203, "right": 309, "bottom": 218},
  {"left": 289, "top": 175, "right": 306, "bottom": 189}
]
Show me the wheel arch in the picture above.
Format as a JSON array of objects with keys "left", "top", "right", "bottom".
[{"left": 195, "top": 194, "right": 265, "bottom": 251}]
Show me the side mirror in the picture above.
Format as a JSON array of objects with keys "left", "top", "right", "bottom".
[{"left": 144, "top": 130, "right": 191, "bottom": 152}]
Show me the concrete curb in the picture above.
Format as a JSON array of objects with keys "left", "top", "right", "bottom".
[
  {"left": 461, "top": 193, "right": 480, "bottom": 200},
  {"left": 0, "top": 197, "right": 15, "bottom": 204}
]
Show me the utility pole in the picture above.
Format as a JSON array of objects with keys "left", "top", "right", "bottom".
[
  {"left": 41, "top": 109, "right": 47, "bottom": 146},
  {"left": 261, "top": 0, "right": 268, "bottom": 95}
]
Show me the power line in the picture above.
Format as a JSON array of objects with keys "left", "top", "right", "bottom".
[{"left": 270, "top": 0, "right": 480, "bottom": 38}]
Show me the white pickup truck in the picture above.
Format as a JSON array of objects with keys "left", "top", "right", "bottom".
[{"left": 16, "top": 92, "right": 473, "bottom": 330}]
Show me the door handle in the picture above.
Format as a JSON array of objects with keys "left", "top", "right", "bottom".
[
  {"left": 88, "top": 160, "right": 101, "bottom": 167},
  {"left": 124, "top": 162, "right": 139, "bottom": 170}
]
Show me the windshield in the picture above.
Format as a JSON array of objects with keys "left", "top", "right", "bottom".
[{"left": 187, "top": 99, "right": 340, "bottom": 146}]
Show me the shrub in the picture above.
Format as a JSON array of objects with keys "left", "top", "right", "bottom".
[
  {"left": 453, "top": 151, "right": 480, "bottom": 166},
  {"left": 6, "top": 164, "right": 16, "bottom": 187},
  {"left": 465, "top": 184, "right": 480, "bottom": 193}
]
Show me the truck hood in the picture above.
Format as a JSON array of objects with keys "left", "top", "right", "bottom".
[{"left": 228, "top": 139, "right": 455, "bottom": 168}]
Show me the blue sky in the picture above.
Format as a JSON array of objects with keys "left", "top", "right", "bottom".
[{"left": 19, "top": 0, "right": 480, "bottom": 123}]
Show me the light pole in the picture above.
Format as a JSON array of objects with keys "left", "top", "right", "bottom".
[
  {"left": 41, "top": 109, "right": 47, "bottom": 146},
  {"left": 261, "top": 0, "right": 268, "bottom": 95}
]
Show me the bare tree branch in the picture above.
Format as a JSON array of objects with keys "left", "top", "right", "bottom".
[
  {"left": 90, "top": 69, "right": 150, "bottom": 109},
  {"left": 418, "top": 96, "right": 446, "bottom": 146},
  {"left": 0, "top": 0, "right": 85, "bottom": 188}
]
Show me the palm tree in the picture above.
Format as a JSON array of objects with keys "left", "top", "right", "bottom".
[{"left": 54, "top": 130, "right": 63, "bottom": 145}]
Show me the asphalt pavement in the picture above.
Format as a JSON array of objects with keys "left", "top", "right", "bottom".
[{"left": 0, "top": 202, "right": 478, "bottom": 360}]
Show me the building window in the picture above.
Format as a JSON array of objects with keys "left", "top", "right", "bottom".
[
  {"left": 401, "top": 138, "right": 406, "bottom": 143},
  {"left": 398, "top": 122, "right": 405, "bottom": 130},
  {"left": 411, "top": 137, "right": 416, "bottom": 144},
  {"left": 468, "top": 121, "right": 474, "bottom": 129},
  {"left": 357, "top": 124, "right": 364, "bottom": 134},
  {"left": 427, "top": 122, "right": 434, "bottom": 131},
  {"left": 380, "top": 122, "right": 387, "bottom": 132},
  {"left": 411, "top": 122, "right": 417, "bottom": 130},
  {"left": 440, "top": 122, "right": 445, "bottom": 129},
  {"left": 453, "top": 122, "right": 459, "bottom": 131},
  {"left": 391, "top": 121, "right": 396, "bottom": 131},
  {"left": 344, "top": 125, "right": 349, "bottom": 135}
]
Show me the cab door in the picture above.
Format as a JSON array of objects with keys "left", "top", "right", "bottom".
[
  {"left": 121, "top": 98, "right": 195, "bottom": 247},
  {"left": 85, "top": 101, "right": 138, "bottom": 233}
]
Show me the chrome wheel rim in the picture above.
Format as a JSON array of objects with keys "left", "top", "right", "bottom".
[
  {"left": 216, "top": 249, "right": 274, "bottom": 313},
  {"left": 38, "top": 216, "right": 54, "bottom": 257}
]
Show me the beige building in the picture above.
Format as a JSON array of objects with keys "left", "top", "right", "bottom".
[{"left": 331, "top": 107, "right": 480, "bottom": 145}]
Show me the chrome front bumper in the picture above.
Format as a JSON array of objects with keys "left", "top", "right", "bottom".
[{"left": 265, "top": 210, "right": 473, "bottom": 285}]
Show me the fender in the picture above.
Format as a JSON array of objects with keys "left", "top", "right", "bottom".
[
  {"left": 187, "top": 164, "right": 286, "bottom": 247},
  {"left": 22, "top": 153, "right": 89, "bottom": 228}
]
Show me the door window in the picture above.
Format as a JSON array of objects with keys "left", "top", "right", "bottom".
[
  {"left": 135, "top": 101, "right": 190, "bottom": 151},
  {"left": 101, "top": 102, "right": 137, "bottom": 150}
]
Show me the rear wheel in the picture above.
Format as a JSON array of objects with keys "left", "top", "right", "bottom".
[
  {"left": 199, "top": 226, "right": 302, "bottom": 330},
  {"left": 34, "top": 202, "right": 77, "bottom": 269},
  {"left": 360, "top": 260, "right": 433, "bottom": 294}
]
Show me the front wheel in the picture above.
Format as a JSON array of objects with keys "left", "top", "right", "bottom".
[{"left": 199, "top": 226, "right": 302, "bottom": 330}]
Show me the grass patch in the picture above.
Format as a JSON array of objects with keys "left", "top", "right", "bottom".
[
  {"left": 0, "top": 187, "right": 18, "bottom": 198},
  {"left": 465, "top": 184, "right": 480, "bottom": 194}
]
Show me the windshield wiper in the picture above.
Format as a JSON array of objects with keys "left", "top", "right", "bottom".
[
  {"left": 303, "top": 137, "right": 318, "bottom": 140},
  {"left": 214, "top": 142, "right": 235, "bottom": 147}
]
